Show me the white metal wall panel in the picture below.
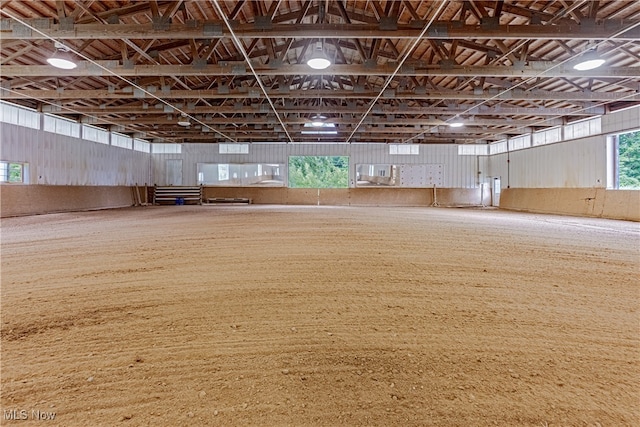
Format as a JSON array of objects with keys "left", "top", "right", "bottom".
[
  {"left": 0, "top": 123, "right": 150, "bottom": 185},
  {"left": 602, "top": 106, "right": 640, "bottom": 135},
  {"left": 487, "top": 135, "right": 606, "bottom": 188},
  {"left": 154, "top": 142, "right": 477, "bottom": 187}
]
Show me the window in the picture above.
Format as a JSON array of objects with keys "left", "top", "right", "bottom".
[
  {"left": 0, "top": 102, "right": 39, "bottom": 129},
  {"left": 508, "top": 135, "right": 530, "bottom": 151},
  {"left": 133, "top": 139, "right": 151, "bottom": 153},
  {"left": 610, "top": 130, "right": 640, "bottom": 189},
  {"left": 152, "top": 143, "right": 182, "bottom": 154},
  {"left": 219, "top": 143, "right": 249, "bottom": 154},
  {"left": 532, "top": 127, "right": 561, "bottom": 147},
  {"left": 489, "top": 140, "right": 508, "bottom": 155},
  {"left": 197, "top": 163, "right": 284, "bottom": 186},
  {"left": 18, "top": 108, "right": 40, "bottom": 129},
  {"left": 458, "top": 145, "right": 489, "bottom": 155},
  {"left": 0, "top": 161, "right": 25, "bottom": 183},
  {"left": 0, "top": 102, "right": 19, "bottom": 124},
  {"left": 564, "top": 117, "right": 601, "bottom": 140},
  {"left": 111, "top": 133, "right": 132, "bottom": 149},
  {"left": 390, "top": 144, "right": 419, "bottom": 155},
  {"left": 83, "top": 124, "right": 110, "bottom": 144},
  {"left": 288, "top": 156, "right": 349, "bottom": 188},
  {"left": 43, "top": 115, "right": 81, "bottom": 138},
  {"left": 218, "top": 164, "right": 229, "bottom": 181}
]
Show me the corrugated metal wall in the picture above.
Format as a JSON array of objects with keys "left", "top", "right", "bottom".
[
  {"left": 602, "top": 106, "right": 640, "bottom": 135},
  {"left": 152, "top": 143, "right": 478, "bottom": 188},
  {"left": 1, "top": 123, "right": 150, "bottom": 185},
  {"left": 487, "top": 136, "right": 605, "bottom": 188},
  {"left": 487, "top": 107, "right": 639, "bottom": 189},
  {"left": 3, "top": 106, "right": 636, "bottom": 190}
]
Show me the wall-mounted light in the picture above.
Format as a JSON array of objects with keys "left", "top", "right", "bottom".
[{"left": 46, "top": 42, "right": 77, "bottom": 69}]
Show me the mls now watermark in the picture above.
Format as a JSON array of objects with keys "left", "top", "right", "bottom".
[{"left": 3, "top": 409, "right": 57, "bottom": 421}]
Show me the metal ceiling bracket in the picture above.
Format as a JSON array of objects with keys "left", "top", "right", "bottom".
[
  {"left": 192, "top": 58, "right": 207, "bottom": 69},
  {"left": 254, "top": 16, "right": 272, "bottom": 30},
  {"left": 379, "top": 17, "right": 398, "bottom": 31},
  {"left": 152, "top": 17, "right": 171, "bottom": 31},
  {"left": 481, "top": 17, "right": 499, "bottom": 30},
  {"left": 203, "top": 22, "right": 223, "bottom": 36},
  {"left": 439, "top": 59, "right": 456, "bottom": 70},
  {"left": 231, "top": 64, "right": 246, "bottom": 74},
  {"left": 364, "top": 59, "right": 377, "bottom": 69},
  {"left": 11, "top": 22, "right": 31, "bottom": 37},
  {"left": 401, "top": 64, "right": 415, "bottom": 74},
  {"left": 268, "top": 59, "right": 283, "bottom": 69},
  {"left": 427, "top": 23, "right": 448, "bottom": 38},
  {"left": 513, "top": 60, "right": 526, "bottom": 71},
  {"left": 34, "top": 18, "right": 51, "bottom": 30}
]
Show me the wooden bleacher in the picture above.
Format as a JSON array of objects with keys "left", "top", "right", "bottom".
[{"left": 153, "top": 186, "right": 202, "bottom": 205}]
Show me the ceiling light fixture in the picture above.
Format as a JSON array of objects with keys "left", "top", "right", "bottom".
[
  {"left": 573, "top": 49, "right": 605, "bottom": 71},
  {"left": 177, "top": 113, "right": 191, "bottom": 127},
  {"left": 310, "top": 114, "right": 327, "bottom": 127},
  {"left": 449, "top": 120, "right": 464, "bottom": 128},
  {"left": 46, "top": 42, "right": 77, "bottom": 70},
  {"left": 306, "top": 41, "right": 331, "bottom": 70}
]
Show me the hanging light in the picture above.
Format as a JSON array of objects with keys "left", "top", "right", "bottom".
[
  {"left": 46, "top": 42, "right": 77, "bottom": 69},
  {"left": 306, "top": 41, "right": 331, "bottom": 70},
  {"left": 449, "top": 118, "right": 464, "bottom": 128},
  {"left": 573, "top": 49, "right": 605, "bottom": 71},
  {"left": 177, "top": 113, "right": 191, "bottom": 127},
  {"left": 310, "top": 114, "right": 327, "bottom": 127}
]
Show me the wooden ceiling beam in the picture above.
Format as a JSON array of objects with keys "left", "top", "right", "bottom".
[
  {"left": 335, "top": 1, "right": 367, "bottom": 62},
  {"left": 42, "top": 103, "right": 601, "bottom": 117},
  {"left": 4, "top": 63, "right": 638, "bottom": 78},
  {"left": 0, "top": 40, "right": 44, "bottom": 65},
  {"left": 80, "top": 114, "right": 560, "bottom": 128},
  {"left": 3, "top": 21, "right": 637, "bottom": 40},
  {"left": 474, "top": 1, "right": 573, "bottom": 25}
]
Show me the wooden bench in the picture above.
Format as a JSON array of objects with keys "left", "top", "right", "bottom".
[
  {"left": 153, "top": 186, "right": 202, "bottom": 205},
  {"left": 206, "top": 197, "right": 252, "bottom": 205}
]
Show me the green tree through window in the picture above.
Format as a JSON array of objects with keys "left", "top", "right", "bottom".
[
  {"left": 619, "top": 131, "right": 640, "bottom": 189},
  {"left": 288, "top": 156, "right": 349, "bottom": 188},
  {"left": 0, "top": 162, "right": 23, "bottom": 183}
]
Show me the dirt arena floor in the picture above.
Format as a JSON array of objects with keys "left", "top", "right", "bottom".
[{"left": 1, "top": 205, "right": 638, "bottom": 426}]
